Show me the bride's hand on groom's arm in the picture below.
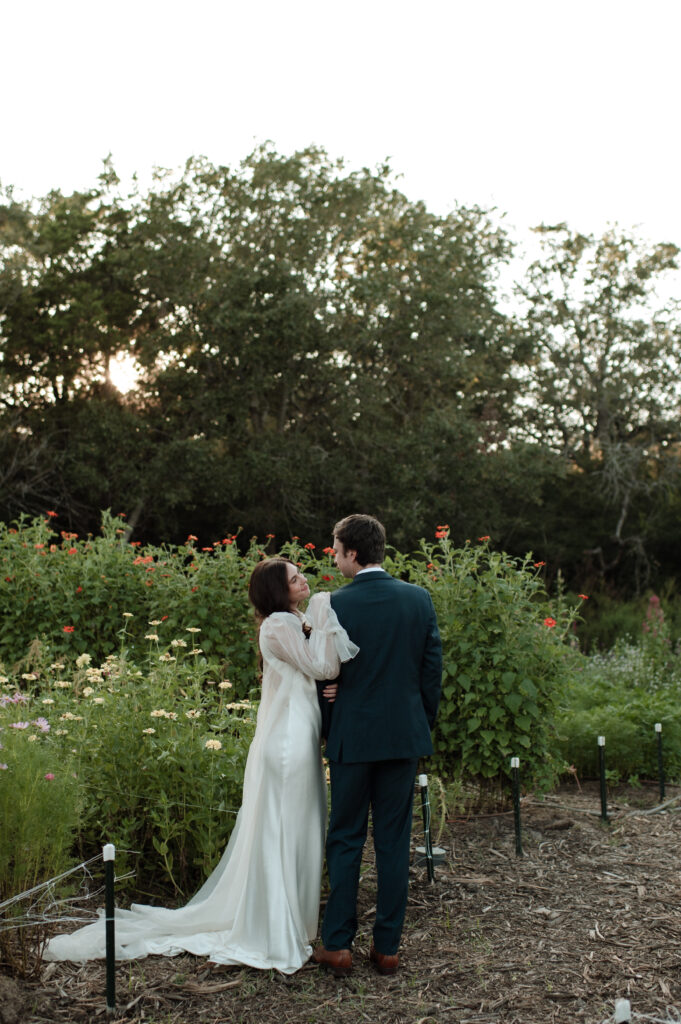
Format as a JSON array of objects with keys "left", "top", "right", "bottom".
[{"left": 322, "top": 682, "right": 338, "bottom": 703}]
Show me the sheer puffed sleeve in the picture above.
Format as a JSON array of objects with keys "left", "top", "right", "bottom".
[
  {"left": 260, "top": 598, "right": 358, "bottom": 680},
  {"left": 306, "top": 592, "right": 359, "bottom": 664}
]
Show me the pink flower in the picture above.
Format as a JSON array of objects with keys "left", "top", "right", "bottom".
[
  {"left": 0, "top": 764, "right": 8, "bottom": 771},
  {"left": 44, "top": 773, "right": 55, "bottom": 781}
]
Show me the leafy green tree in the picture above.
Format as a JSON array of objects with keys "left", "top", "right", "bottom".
[{"left": 515, "top": 224, "right": 681, "bottom": 589}]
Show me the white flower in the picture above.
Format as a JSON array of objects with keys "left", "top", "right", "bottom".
[
  {"left": 188, "top": 648, "right": 204, "bottom": 655},
  {"left": 0, "top": 675, "right": 9, "bottom": 684},
  {"left": 171, "top": 638, "right": 187, "bottom": 648},
  {"left": 92, "top": 698, "right": 105, "bottom": 705},
  {"left": 185, "top": 709, "right": 202, "bottom": 719},
  {"left": 55, "top": 729, "right": 68, "bottom": 736},
  {"left": 204, "top": 739, "right": 222, "bottom": 751},
  {"left": 185, "top": 627, "right": 201, "bottom": 633},
  {"left": 82, "top": 687, "right": 95, "bottom": 697},
  {"left": 148, "top": 620, "right": 163, "bottom": 626},
  {"left": 54, "top": 680, "right": 72, "bottom": 689},
  {"left": 49, "top": 663, "right": 65, "bottom": 671},
  {"left": 27, "top": 734, "right": 38, "bottom": 742},
  {"left": 122, "top": 612, "right": 134, "bottom": 618},
  {"left": 145, "top": 634, "right": 159, "bottom": 642},
  {"left": 75, "top": 654, "right": 92, "bottom": 668},
  {"left": 159, "top": 654, "right": 176, "bottom": 663},
  {"left": 42, "top": 698, "right": 55, "bottom": 705},
  {"left": 150, "top": 709, "right": 167, "bottom": 718},
  {"left": 142, "top": 728, "right": 156, "bottom": 735},
  {"left": 218, "top": 681, "right": 232, "bottom": 690},
  {"left": 21, "top": 672, "right": 38, "bottom": 681}
]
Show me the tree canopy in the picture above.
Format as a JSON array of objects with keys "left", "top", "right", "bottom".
[{"left": 1, "top": 147, "right": 680, "bottom": 593}]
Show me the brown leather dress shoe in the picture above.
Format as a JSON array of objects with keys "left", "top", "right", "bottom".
[
  {"left": 312, "top": 944, "right": 353, "bottom": 977},
  {"left": 370, "top": 943, "right": 399, "bottom": 975}
]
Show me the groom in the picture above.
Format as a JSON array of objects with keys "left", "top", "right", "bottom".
[{"left": 313, "top": 514, "right": 442, "bottom": 977}]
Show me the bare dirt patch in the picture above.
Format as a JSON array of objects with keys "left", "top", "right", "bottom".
[{"left": 8, "top": 783, "right": 681, "bottom": 1024}]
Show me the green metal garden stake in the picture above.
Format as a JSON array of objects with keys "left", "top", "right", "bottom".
[
  {"left": 419, "top": 774, "right": 435, "bottom": 882},
  {"left": 655, "top": 723, "right": 665, "bottom": 802},
  {"left": 511, "top": 757, "right": 523, "bottom": 857},
  {"left": 103, "top": 843, "right": 116, "bottom": 1014},
  {"left": 598, "top": 736, "right": 608, "bottom": 822}
]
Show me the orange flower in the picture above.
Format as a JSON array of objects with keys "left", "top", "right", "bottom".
[
  {"left": 304, "top": 543, "right": 315, "bottom": 550},
  {"left": 187, "top": 534, "right": 198, "bottom": 542},
  {"left": 478, "top": 535, "right": 490, "bottom": 542},
  {"left": 578, "top": 593, "right": 589, "bottom": 600},
  {"left": 323, "top": 547, "right": 335, "bottom": 556},
  {"left": 68, "top": 547, "right": 77, "bottom": 555},
  {"left": 543, "top": 617, "right": 557, "bottom": 628},
  {"left": 63, "top": 626, "right": 75, "bottom": 633},
  {"left": 46, "top": 510, "right": 58, "bottom": 518},
  {"left": 534, "top": 561, "right": 545, "bottom": 567}
]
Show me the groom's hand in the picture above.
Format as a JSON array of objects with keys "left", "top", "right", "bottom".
[{"left": 322, "top": 682, "right": 339, "bottom": 703}]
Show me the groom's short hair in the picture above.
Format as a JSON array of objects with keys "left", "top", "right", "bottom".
[{"left": 334, "top": 514, "right": 386, "bottom": 566}]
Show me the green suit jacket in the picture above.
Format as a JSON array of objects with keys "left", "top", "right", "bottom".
[{"left": 324, "top": 570, "right": 442, "bottom": 763}]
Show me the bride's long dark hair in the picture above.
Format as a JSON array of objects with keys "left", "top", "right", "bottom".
[{"left": 248, "top": 558, "right": 296, "bottom": 620}]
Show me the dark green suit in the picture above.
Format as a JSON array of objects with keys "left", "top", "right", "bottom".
[{"left": 320, "top": 570, "right": 442, "bottom": 954}]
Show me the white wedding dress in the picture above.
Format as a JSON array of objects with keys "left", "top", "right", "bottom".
[{"left": 44, "top": 592, "right": 358, "bottom": 974}]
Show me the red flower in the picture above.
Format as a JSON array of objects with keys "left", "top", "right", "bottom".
[
  {"left": 578, "top": 594, "right": 589, "bottom": 600},
  {"left": 426, "top": 563, "right": 434, "bottom": 569},
  {"left": 63, "top": 625, "right": 75, "bottom": 633},
  {"left": 543, "top": 617, "right": 557, "bottom": 628},
  {"left": 266, "top": 533, "right": 275, "bottom": 539},
  {"left": 68, "top": 548, "right": 78, "bottom": 555},
  {"left": 35, "top": 543, "right": 45, "bottom": 549},
  {"left": 191, "top": 586, "right": 198, "bottom": 592},
  {"left": 291, "top": 536, "right": 300, "bottom": 541},
  {"left": 117, "top": 512, "right": 127, "bottom": 518},
  {"left": 321, "top": 575, "right": 333, "bottom": 581},
  {"left": 534, "top": 561, "right": 545, "bottom": 567},
  {"left": 223, "top": 538, "right": 234, "bottom": 545},
  {"left": 46, "top": 510, "right": 58, "bottom": 518},
  {"left": 76, "top": 586, "right": 83, "bottom": 593},
  {"left": 435, "top": 530, "right": 448, "bottom": 540},
  {"left": 478, "top": 535, "right": 490, "bottom": 542},
  {"left": 161, "top": 615, "right": 168, "bottom": 621},
  {"left": 201, "top": 547, "right": 212, "bottom": 552},
  {"left": 186, "top": 534, "right": 198, "bottom": 542},
  {"left": 304, "top": 543, "right": 315, "bottom": 550},
  {"left": 323, "top": 547, "right": 335, "bottom": 556},
  {"left": 5, "top": 576, "right": 12, "bottom": 582}
]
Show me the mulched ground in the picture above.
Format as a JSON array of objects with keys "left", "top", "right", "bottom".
[{"left": 4, "top": 782, "right": 681, "bottom": 1024}]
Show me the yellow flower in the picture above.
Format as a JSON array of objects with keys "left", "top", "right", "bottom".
[{"left": 204, "top": 739, "right": 222, "bottom": 751}]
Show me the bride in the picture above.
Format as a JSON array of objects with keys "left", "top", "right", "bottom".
[{"left": 44, "top": 558, "right": 358, "bottom": 974}]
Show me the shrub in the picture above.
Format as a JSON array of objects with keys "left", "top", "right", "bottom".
[{"left": 388, "top": 530, "right": 584, "bottom": 790}]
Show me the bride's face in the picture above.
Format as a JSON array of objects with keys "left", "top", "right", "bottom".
[{"left": 286, "top": 563, "right": 310, "bottom": 610}]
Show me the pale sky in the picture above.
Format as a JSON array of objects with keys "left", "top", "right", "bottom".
[{"left": 2, "top": 0, "right": 681, "bottom": 270}]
